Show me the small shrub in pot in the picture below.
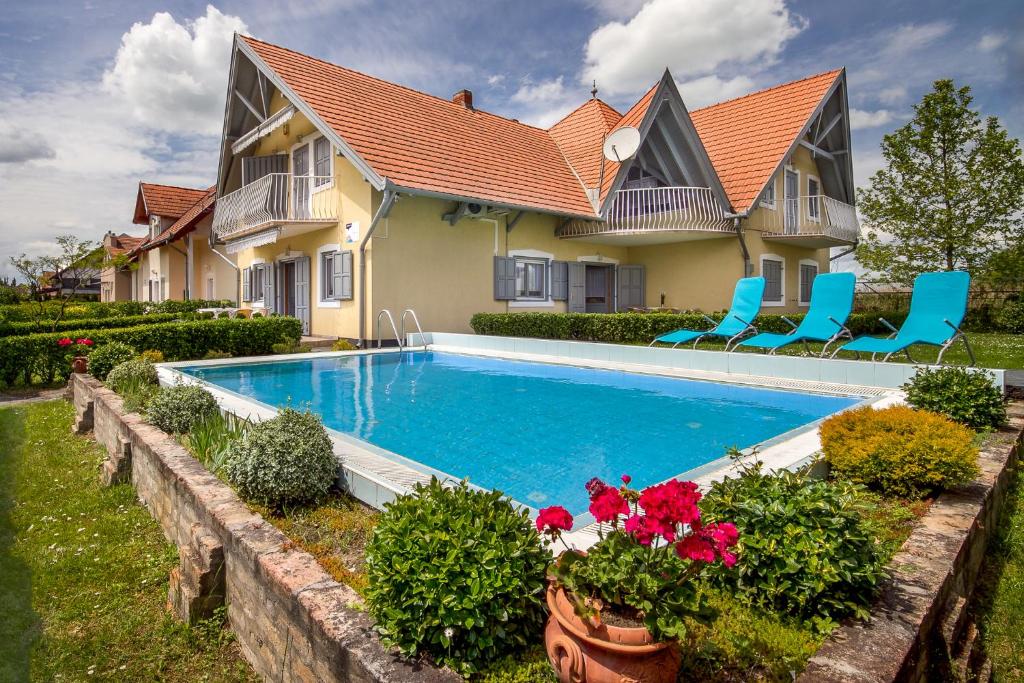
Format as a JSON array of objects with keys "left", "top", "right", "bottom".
[
  {"left": 903, "top": 366, "right": 1006, "bottom": 431},
  {"left": 145, "top": 383, "right": 219, "bottom": 434},
  {"left": 365, "top": 478, "right": 549, "bottom": 675},
  {"left": 88, "top": 341, "right": 136, "bottom": 380},
  {"left": 224, "top": 408, "right": 336, "bottom": 507},
  {"left": 820, "top": 405, "right": 979, "bottom": 498}
]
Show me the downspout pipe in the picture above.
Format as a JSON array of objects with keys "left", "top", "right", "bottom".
[
  {"left": 726, "top": 215, "right": 752, "bottom": 277},
  {"left": 358, "top": 188, "right": 398, "bottom": 346}
]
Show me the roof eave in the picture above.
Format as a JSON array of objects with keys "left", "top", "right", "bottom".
[{"left": 385, "top": 181, "right": 600, "bottom": 222}]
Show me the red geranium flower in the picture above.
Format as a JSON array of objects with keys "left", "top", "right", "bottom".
[
  {"left": 536, "top": 505, "right": 574, "bottom": 535},
  {"left": 638, "top": 479, "right": 702, "bottom": 538},
  {"left": 58, "top": 338, "right": 73, "bottom": 347},
  {"left": 621, "top": 474, "right": 631, "bottom": 485},
  {"left": 623, "top": 514, "right": 657, "bottom": 546},
  {"left": 676, "top": 534, "right": 715, "bottom": 563},
  {"left": 76, "top": 338, "right": 93, "bottom": 346},
  {"left": 584, "top": 477, "right": 609, "bottom": 497},
  {"left": 589, "top": 487, "right": 628, "bottom": 524}
]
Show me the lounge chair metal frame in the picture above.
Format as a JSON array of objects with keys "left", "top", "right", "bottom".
[
  {"left": 680, "top": 314, "right": 757, "bottom": 351},
  {"left": 763, "top": 315, "right": 852, "bottom": 357},
  {"left": 829, "top": 317, "right": 976, "bottom": 366}
]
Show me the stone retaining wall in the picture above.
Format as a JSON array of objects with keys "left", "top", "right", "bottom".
[
  {"left": 800, "top": 401, "right": 1023, "bottom": 683},
  {"left": 70, "top": 373, "right": 456, "bottom": 683}
]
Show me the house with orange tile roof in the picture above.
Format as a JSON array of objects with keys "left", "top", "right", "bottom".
[
  {"left": 212, "top": 34, "right": 858, "bottom": 342},
  {"left": 99, "top": 232, "right": 145, "bottom": 301},
  {"left": 115, "top": 182, "right": 238, "bottom": 303}
]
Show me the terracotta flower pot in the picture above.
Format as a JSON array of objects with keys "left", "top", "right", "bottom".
[
  {"left": 544, "top": 583, "right": 680, "bottom": 683},
  {"left": 72, "top": 355, "right": 88, "bottom": 374}
]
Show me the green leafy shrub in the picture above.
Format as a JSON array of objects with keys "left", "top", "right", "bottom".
[
  {"left": 0, "top": 312, "right": 178, "bottom": 338},
  {"left": 145, "top": 383, "right": 219, "bottom": 434},
  {"left": 700, "top": 457, "right": 886, "bottom": 621},
  {"left": 184, "top": 412, "right": 248, "bottom": 475},
  {"left": 903, "top": 366, "right": 1006, "bottom": 431},
  {"left": 105, "top": 359, "right": 157, "bottom": 393},
  {"left": 332, "top": 339, "right": 358, "bottom": 351},
  {"left": 88, "top": 341, "right": 137, "bottom": 381},
  {"left": 140, "top": 349, "right": 165, "bottom": 363},
  {"left": 224, "top": 408, "right": 337, "bottom": 507},
  {"left": 202, "top": 350, "right": 232, "bottom": 360},
  {"left": 271, "top": 339, "right": 312, "bottom": 354},
  {"left": 820, "top": 405, "right": 979, "bottom": 498},
  {"left": 146, "top": 299, "right": 235, "bottom": 314},
  {"left": 0, "top": 300, "right": 145, "bottom": 322},
  {"left": 468, "top": 311, "right": 910, "bottom": 344},
  {"left": 0, "top": 316, "right": 302, "bottom": 387},
  {"left": 365, "top": 479, "right": 548, "bottom": 675},
  {"left": 996, "top": 300, "right": 1024, "bottom": 333}
]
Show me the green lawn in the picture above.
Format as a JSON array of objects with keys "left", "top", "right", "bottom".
[
  {"left": 0, "top": 400, "right": 255, "bottom": 682},
  {"left": 975, "top": 467, "right": 1024, "bottom": 681},
  {"left": 655, "top": 332, "right": 1024, "bottom": 370}
]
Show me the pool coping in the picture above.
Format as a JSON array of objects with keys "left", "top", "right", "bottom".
[{"left": 158, "top": 340, "right": 907, "bottom": 545}]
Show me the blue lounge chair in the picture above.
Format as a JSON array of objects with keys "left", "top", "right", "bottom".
[
  {"left": 738, "top": 272, "right": 856, "bottom": 356},
  {"left": 650, "top": 277, "right": 765, "bottom": 350},
  {"left": 831, "top": 271, "right": 975, "bottom": 365}
]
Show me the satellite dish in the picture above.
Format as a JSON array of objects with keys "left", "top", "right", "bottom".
[{"left": 603, "top": 126, "right": 641, "bottom": 162}]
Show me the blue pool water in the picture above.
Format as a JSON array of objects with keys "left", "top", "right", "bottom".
[{"left": 182, "top": 352, "right": 860, "bottom": 515}]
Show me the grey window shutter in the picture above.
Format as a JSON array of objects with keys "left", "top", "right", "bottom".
[
  {"left": 763, "top": 260, "right": 782, "bottom": 302},
  {"left": 242, "top": 154, "right": 288, "bottom": 185},
  {"left": 264, "top": 263, "right": 276, "bottom": 313},
  {"left": 800, "top": 264, "right": 816, "bottom": 302},
  {"left": 551, "top": 261, "right": 569, "bottom": 301},
  {"left": 295, "top": 257, "right": 310, "bottom": 334},
  {"left": 242, "top": 267, "right": 251, "bottom": 302},
  {"left": 617, "top": 265, "right": 645, "bottom": 310},
  {"left": 493, "top": 256, "right": 516, "bottom": 300},
  {"left": 567, "top": 262, "right": 586, "bottom": 313},
  {"left": 339, "top": 251, "right": 353, "bottom": 300}
]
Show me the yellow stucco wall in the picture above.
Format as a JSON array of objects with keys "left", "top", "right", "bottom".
[{"left": 191, "top": 218, "right": 239, "bottom": 302}]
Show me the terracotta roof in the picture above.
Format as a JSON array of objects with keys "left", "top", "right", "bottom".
[
  {"left": 133, "top": 183, "right": 209, "bottom": 224},
  {"left": 549, "top": 99, "right": 623, "bottom": 190},
  {"left": 141, "top": 186, "right": 216, "bottom": 250},
  {"left": 241, "top": 36, "right": 597, "bottom": 217},
  {"left": 689, "top": 69, "right": 842, "bottom": 213},
  {"left": 105, "top": 234, "right": 146, "bottom": 256}
]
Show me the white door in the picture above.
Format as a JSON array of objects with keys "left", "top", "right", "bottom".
[{"left": 784, "top": 169, "right": 799, "bottom": 234}]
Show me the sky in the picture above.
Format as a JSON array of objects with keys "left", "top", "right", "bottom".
[{"left": 0, "top": 0, "right": 1021, "bottom": 278}]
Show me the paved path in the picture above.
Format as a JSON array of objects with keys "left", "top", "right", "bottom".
[{"left": 0, "top": 388, "right": 66, "bottom": 408}]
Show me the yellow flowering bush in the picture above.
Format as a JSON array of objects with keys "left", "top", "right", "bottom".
[{"left": 820, "top": 405, "right": 978, "bottom": 498}]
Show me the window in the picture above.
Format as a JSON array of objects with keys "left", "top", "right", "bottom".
[
  {"left": 321, "top": 250, "right": 336, "bottom": 300},
  {"left": 760, "top": 177, "right": 776, "bottom": 209},
  {"left": 206, "top": 277, "right": 214, "bottom": 300},
  {"left": 252, "top": 266, "right": 265, "bottom": 303},
  {"left": 760, "top": 255, "right": 784, "bottom": 306},
  {"left": 799, "top": 260, "right": 818, "bottom": 306},
  {"left": 313, "top": 137, "right": 331, "bottom": 187},
  {"left": 515, "top": 258, "right": 547, "bottom": 300},
  {"left": 807, "top": 176, "right": 820, "bottom": 221}
]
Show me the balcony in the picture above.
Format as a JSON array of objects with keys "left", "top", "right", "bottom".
[
  {"left": 557, "top": 186, "right": 733, "bottom": 246},
  {"left": 212, "top": 173, "right": 339, "bottom": 243},
  {"left": 755, "top": 195, "right": 860, "bottom": 248}
]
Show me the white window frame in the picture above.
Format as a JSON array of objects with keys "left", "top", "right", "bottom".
[
  {"left": 508, "top": 248, "right": 555, "bottom": 308},
  {"left": 311, "top": 134, "right": 334, "bottom": 192},
  {"left": 760, "top": 254, "right": 785, "bottom": 307},
  {"left": 798, "top": 258, "right": 819, "bottom": 307},
  {"left": 206, "top": 277, "right": 214, "bottom": 300},
  {"left": 807, "top": 174, "right": 821, "bottom": 222},
  {"left": 316, "top": 243, "right": 342, "bottom": 308},
  {"left": 759, "top": 175, "right": 777, "bottom": 209}
]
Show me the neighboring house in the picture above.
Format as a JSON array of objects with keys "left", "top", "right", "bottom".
[
  {"left": 100, "top": 232, "right": 146, "bottom": 302},
  {"left": 41, "top": 262, "right": 102, "bottom": 299},
  {"left": 129, "top": 183, "right": 238, "bottom": 303},
  {"left": 212, "top": 35, "right": 858, "bottom": 341}
]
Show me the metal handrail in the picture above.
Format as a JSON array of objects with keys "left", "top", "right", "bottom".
[
  {"left": 376, "top": 309, "right": 402, "bottom": 351},
  {"left": 753, "top": 194, "right": 859, "bottom": 243},
  {"left": 213, "top": 173, "right": 338, "bottom": 240},
  {"left": 400, "top": 309, "right": 426, "bottom": 348},
  {"left": 558, "top": 186, "right": 731, "bottom": 239}
]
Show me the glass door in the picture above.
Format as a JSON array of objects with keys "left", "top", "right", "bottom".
[
  {"left": 292, "top": 144, "right": 311, "bottom": 219},
  {"left": 784, "top": 169, "right": 799, "bottom": 234}
]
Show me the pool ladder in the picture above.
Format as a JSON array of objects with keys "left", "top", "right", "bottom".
[{"left": 375, "top": 309, "right": 427, "bottom": 351}]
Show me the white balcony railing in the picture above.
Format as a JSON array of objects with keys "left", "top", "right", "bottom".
[
  {"left": 212, "top": 173, "right": 338, "bottom": 240},
  {"left": 557, "top": 186, "right": 732, "bottom": 240},
  {"left": 756, "top": 195, "right": 859, "bottom": 245}
]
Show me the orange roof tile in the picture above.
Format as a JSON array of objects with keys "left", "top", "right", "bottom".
[
  {"left": 105, "top": 234, "right": 146, "bottom": 256},
  {"left": 549, "top": 99, "right": 622, "bottom": 190},
  {"left": 690, "top": 69, "right": 841, "bottom": 213},
  {"left": 242, "top": 36, "right": 597, "bottom": 217},
  {"left": 141, "top": 186, "right": 216, "bottom": 250},
  {"left": 134, "top": 183, "right": 209, "bottom": 224}
]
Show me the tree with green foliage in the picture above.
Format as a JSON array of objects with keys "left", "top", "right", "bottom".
[
  {"left": 9, "top": 234, "right": 109, "bottom": 330},
  {"left": 856, "top": 79, "right": 1024, "bottom": 285}
]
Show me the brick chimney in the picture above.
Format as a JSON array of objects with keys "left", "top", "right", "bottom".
[{"left": 452, "top": 89, "right": 473, "bottom": 109}]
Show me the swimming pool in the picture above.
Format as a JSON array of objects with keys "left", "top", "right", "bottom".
[{"left": 180, "top": 351, "right": 860, "bottom": 515}]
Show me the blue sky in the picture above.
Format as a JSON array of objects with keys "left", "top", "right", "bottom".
[{"left": 0, "top": 0, "right": 1021, "bottom": 276}]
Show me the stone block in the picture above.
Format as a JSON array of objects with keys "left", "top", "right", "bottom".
[{"left": 167, "top": 523, "right": 225, "bottom": 624}]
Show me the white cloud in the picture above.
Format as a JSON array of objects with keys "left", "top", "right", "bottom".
[
  {"left": 876, "top": 85, "right": 907, "bottom": 106},
  {"left": 582, "top": 0, "right": 806, "bottom": 97},
  {"left": 0, "top": 130, "right": 56, "bottom": 163},
  {"left": 677, "top": 75, "right": 756, "bottom": 109},
  {"left": 849, "top": 108, "right": 895, "bottom": 130},
  {"left": 486, "top": 74, "right": 505, "bottom": 87},
  {"left": 102, "top": 5, "right": 246, "bottom": 136},
  {"left": 509, "top": 77, "right": 579, "bottom": 127},
  {"left": 978, "top": 33, "right": 1007, "bottom": 52},
  {"left": 582, "top": 0, "right": 650, "bottom": 20}
]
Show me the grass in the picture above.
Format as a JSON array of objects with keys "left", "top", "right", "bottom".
[
  {"left": 0, "top": 400, "right": 255, "bottom": 682},
  {"left": 650, "top": 332, "right": 1024, "bottom": 370},
  {"left": 975, "top": 465, "right": 1024, "bottom": 681}
]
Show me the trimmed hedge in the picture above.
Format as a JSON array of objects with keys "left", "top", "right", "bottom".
[
  {"left": 469, "top": 311, "right": 912, "bottom": 344},
  {"left": 0, "top": 300, "right": 145, "bottom": 322},
  {"left": 0, "top": 316, "right": 302, "bottom": 387},
  {"left": 0, "top": 313, "right": 179, "bottom": 338}
]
